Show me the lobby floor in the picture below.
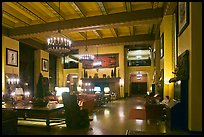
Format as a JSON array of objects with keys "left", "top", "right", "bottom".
[{"left": 16, "top": 95, "right": 189, "bottom": 135}]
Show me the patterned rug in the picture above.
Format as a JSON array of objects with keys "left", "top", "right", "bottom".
[
  {"left": 125, "top": 130, "right": 166, "bottom": 135},
  {"left": 128, "top": 109, "right": 146, "bottom": 120}
]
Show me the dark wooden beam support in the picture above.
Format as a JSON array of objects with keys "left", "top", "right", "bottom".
[
  {"left": 110, "top": 28, "right": 118, "bottom": 37},
  {"left": 2, "top": 26, "right": 10, "bottom": 36},
  {"left": 9, "top": 8, "right": 163, "bottom": 37},
  {"left": 97, "top": 2, "right": 108, "bottom": 15},
  {"left": 72, "top": 34, "right": 155, "bottom": 47},
  {"left": 19, "top": 34, "right": 155, "bottom": 50},
  {"left": 123, "top": 2, "right": 132, "bottom": 12},
  {"left": 46, "top": 2, "right": 66, "bottom": 20},
  {"left": 16, "top": 2, "right": 47, "bottom": 23},
  {"left": 93, "top": 30, "right": 102, "bottom": 38},
  {"left": 69, "top": 2, "right": 85, "bottom": 18},
  {"left": 19, "top": 38, "right": 45, "bottom": 49}
]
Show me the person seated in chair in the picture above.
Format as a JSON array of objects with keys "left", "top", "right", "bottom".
[
  {"left": 62, "top": 91, "right": 90, "bottom": 129},
  {"left": 161, "top": 96, "right": 170, "bottom": 105}
]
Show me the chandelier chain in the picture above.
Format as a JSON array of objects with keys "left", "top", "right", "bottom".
[{"left": 46, "top": 2, "right": 72, "bottom": 56}]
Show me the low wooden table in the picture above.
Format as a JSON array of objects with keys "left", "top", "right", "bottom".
[{"left": 2, "top": 103, "right": 64, "bottom": 127}]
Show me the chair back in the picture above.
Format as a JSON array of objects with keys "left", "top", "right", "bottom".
[{"left": 62, "top": 92, "right": 90, "bottom": 129}]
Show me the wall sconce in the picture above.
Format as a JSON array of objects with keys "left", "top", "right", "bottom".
[
  {"left": 119, "top": 79, "right": 124, "bottom": 87},
  {"left": 78, "top": 80, "right": 82, "bottom": 87},
  {"left": 77, "top": 86, "right": 82, "bottom": 92},
  {"left": 7, "top": 78, "right": 20, "bottom": 85},
  {"left": 24, "top": 91, "right": 30, "bottom": 98}
]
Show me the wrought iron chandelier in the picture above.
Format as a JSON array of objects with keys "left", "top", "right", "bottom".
[
  {"left": 47, "top": 2, "right": 71, "bottom": 56},
  {"left": 79, "top": 31, "right": 94, "bottom": 63}
]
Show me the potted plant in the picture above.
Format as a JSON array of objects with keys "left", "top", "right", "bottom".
[{"left": 32, "top": 73, "right": 48, "bottom": 107}]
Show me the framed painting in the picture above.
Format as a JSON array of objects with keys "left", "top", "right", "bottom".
[
  {"left": 178, "top": 2, "right": 189, "bottom": 36},
  {"left": 82, "top": 53, "right": 119, "bottom": 69},
  {"left": 6, "top": 48, "right": 18, "bottom": 67},
  {"left": 42, "top": 58, "right": 48, "bottom": 72}
]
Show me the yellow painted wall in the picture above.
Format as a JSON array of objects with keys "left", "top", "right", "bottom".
[
  {"left": 63, "top": 68, "right": 79, "bottom": 83},
  {"left": 160, "top": 15, "right": 174, "bottom": 99},
  {"left": 82, "top": 45, "right": 125, "bottom": 97},
  {"left": 56, "top": 57, "right": 64, "bottom": 87},
  {"left": 2, "top": 35, "right": 19, "bottom": 93},
  {"left": 40, "top": 50, "right": 49, "bottom": 77},
  {"left": 57, "top": 45, "right": 125, "bottom": 97},
  {"left": 178, "top": 2, "right": 202, "bottom": 132},
  {"left": 127, "top": 66, "right": 154, "bottom": 95},
  {"left": 34, "top": 49, "right": 49, "bottom": 96},
  {"left": 154, "top": 40, "right": 161, "bottom": 93}
]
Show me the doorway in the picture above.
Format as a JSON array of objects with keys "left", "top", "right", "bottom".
[{"left": 130, "top": 82, "right": 147, "bottom": 96}]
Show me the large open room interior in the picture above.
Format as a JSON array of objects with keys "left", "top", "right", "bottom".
[{"left": 2, "top": 2, "right": 202, "bottom": 135}]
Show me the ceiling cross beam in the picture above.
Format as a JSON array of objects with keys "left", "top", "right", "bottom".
[
  {"left": 72, "top": 34, "right": 155, "bottom": 47},
  {"left": 8, "top": 8, "right": 163, "bottom": 38},
  {"left": 97, "top": 2, "right": 108, "bottom": 15},
  {"left": 46, "top": 2, "right": 66, "bottom": 20},
  {"left": 93, "top": 30, "right": 103, "bottom": 38},
  {"left": 20, "top": 34, "right": 155, "bottom": 50},
  {"left": 110, "top": 28, "right": 118, "bottom": 37},
  {"left": 123, "top": 2, "right": 132, "bottom": 12},
  {"left": 16, "top": 2, "right": 47, "bottom": 23},
  {"left": 70, "top": 2, "right": 85, "bottom": 18}
]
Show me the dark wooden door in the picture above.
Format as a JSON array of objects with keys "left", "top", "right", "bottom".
[{"left": 130, "top": 82, "right": 147, "bottom": 96}]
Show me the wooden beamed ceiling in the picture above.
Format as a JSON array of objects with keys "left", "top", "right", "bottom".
[{"left": 2, "top": 2, "right": 177, "bottom": 50}]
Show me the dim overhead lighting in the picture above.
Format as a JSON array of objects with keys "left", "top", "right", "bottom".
[
  {"left": 79, "top": 31, "right": 94, "bottom": 63},
  {"left": 47, "top": 2, "right": 71, "bottom": 56}
]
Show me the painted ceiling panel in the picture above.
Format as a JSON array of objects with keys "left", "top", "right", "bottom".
[
  {"left": 103, "top": 2, "right": 126, "bottom": 14},
  {"left": 117, "top": 26, "right": 131, "bottom": 37}
]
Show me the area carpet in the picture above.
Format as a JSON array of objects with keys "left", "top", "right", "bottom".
[
  {"left": 125, "top": 130, "right": 166, "bottom": 135},
  {"left": 128, "top": 109, "right": 146, "bottom": 120}
]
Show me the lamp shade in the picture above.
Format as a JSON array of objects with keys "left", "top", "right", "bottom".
[
  {"left": 104, "top": 87, "right": 110, "bottom": 94},
  {"left": 94, "top": 87, "right": 101, "bottom": 92},
  {"left": 55, "top": 87, "right": 70, "bottom": 96},
  {"left": 15, "top": 88, "right": 24, "bottom": 95}
]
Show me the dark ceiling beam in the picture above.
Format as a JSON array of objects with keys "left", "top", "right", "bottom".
[
  {"left": 97, "top": 2, "right": 108, "bottom": 15},
  {"left": 123, "top": 2, "right": 132, "bottom": 12},
  {"left": 19, "top": 38, "right": 45, "bottom": 49},
  {"left": 3, "top": 10, "right": 30, "bottom": 26},
  {"left": 2, "top": 3, "right": 32, "bottom": 25},
  {"left": 72, "top": 34, "right": 155, "bottom": 47},
  {"left": 78, "top": 32, "right": 86, "bottom": 40},
  {"left": 16, "top": 2, "right": 47, "bottom": 23},
  {"left": 124, "top": 1, "right": 133, "bottom": 37},
  {"left": 46, "top": 2, "right": 66, "bottom": 20},
  {"left": 2, "top": 18, "right": 15, "bottom": 29},
  {"left": 2, "top": 26, "right": 10, "bottom": 36},
  {"left": 9, "top": 8, "right": 163, "bottom": 38},
  {"left": 110, "top": 28, "right": 118, "bottom": 37},
  {"left": 93, "top": 30, "right": 102, "bottom": 38},
  {"left": 69, "top": 2, "right": 85, "bottom": 18},
  {"left": 124, "top": 45, "right": 151, "bottom": 50},
  {"left": 19, "top": 34, "right": 155, "bottom": 50},
  {"left": 129, "top": 26, "right": 134, "bottom": 36}
]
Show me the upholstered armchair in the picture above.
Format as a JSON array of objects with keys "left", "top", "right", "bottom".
[{"left": 62, "top": 92, "right": 90, "bottom": 129}]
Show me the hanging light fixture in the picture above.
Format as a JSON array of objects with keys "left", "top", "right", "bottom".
[
  {"left": 79, "top": 31, "right": 94, "bottom": 63},
  {"left": 47, "top": 2, "right": 71, "bottom": 56},
  {"left": 93, "top": 47, "right": 102, "bottom": 72}
]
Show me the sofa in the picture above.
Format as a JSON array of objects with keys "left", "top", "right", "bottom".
[{"left": 2, "top": 109, "right": 18, "bottom": 135}]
